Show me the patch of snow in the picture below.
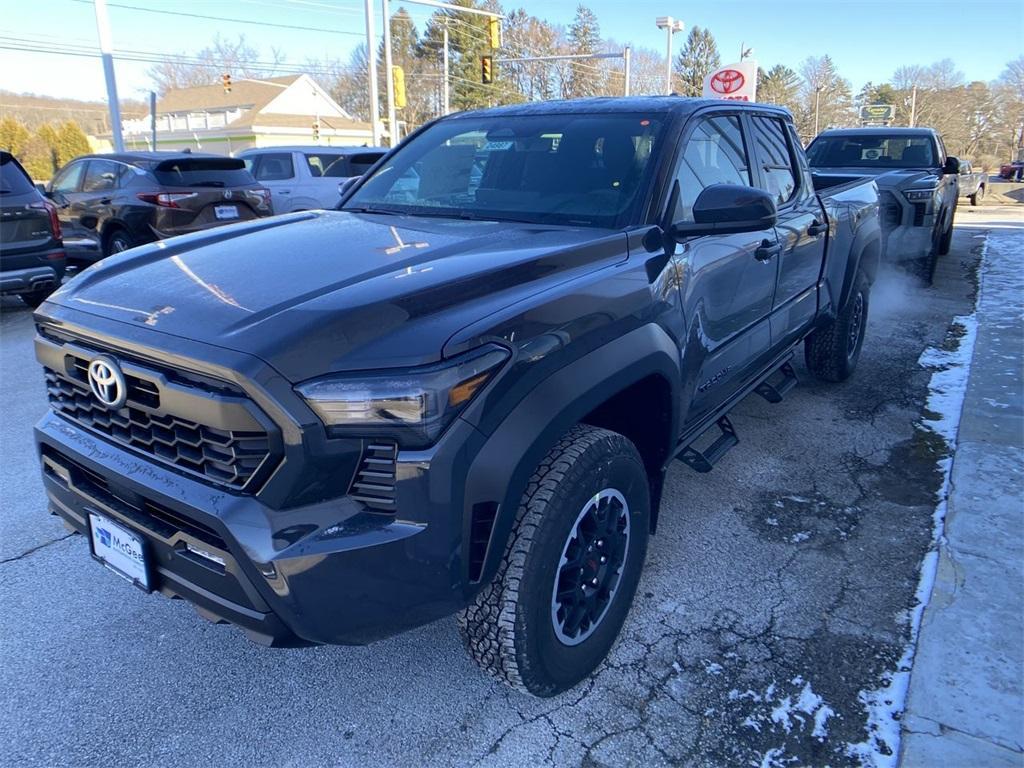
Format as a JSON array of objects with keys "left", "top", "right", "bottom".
[
  {"left": 783, "top": 495, "right": 811, "bottom": 503},
  {"left": 844, "top": 235, "right": 985, "bottom": 766},
  {"left": 704, "top": 661, "right": 724, "bottom": 675},
  {"left": 671, "top": 661, "right": 682, "bottom": 674},
  {"left": 755, "top": 746, "right": 796, "bottom": 768},
  {"left": 768, "top": 678, "right": 833, "bottom": 737},
  {"left": 789, "top": 531, "right": 811, "bottom": 543},
  {"left": 765, "top": 516, "right": 779, "bottom": 526}
]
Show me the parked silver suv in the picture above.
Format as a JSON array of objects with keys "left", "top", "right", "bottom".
[{"left": 238, "top": 146, "right": 386, "bottom": 213}]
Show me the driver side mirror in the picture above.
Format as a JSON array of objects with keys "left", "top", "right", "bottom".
[
  {"left": 944, "top": 156, "right": 961, "bottom": 175},
  {"left": 337, "top": 176, "right": 358, "bottom": 200},
  {"left": 669, "top": 184, "right": 778, "bottom": 240},
  {"left": 35, "top": 182, "right": 50, "bottom": 197}
]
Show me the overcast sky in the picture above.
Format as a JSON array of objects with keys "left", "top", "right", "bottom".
[{"left": 1, "top": 0, "right": 1021, "bottom": 101}]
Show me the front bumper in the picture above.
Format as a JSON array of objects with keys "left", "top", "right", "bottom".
[
  {"left": 878, "top": 190, "right": 937, "bottom": 262},
  {"left": 36, "top": 409, "right": 485, "bottom": 646}
]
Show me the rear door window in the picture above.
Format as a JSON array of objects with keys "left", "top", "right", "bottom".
[
  {"left": 252, "top": 153, "right": 294, "bottom": 181},
  {"left": 305, "top": 153, "right": 345, "bottom": 177},
  {"left": 750, "top": 116, "right": 797, "bottom": 206},
  {"left": 347, "top": 152, "right": 385, "bottom": 176},
  {"left": 82, "top": 159, "right": 120, "bottom": 193},
  {"left": 153, "top": 158, "right": 254, "bottom": 188},
  {"left": 673, "top": 115, "right": 751, "bottom": 222},
  {"left": 0, "top": 153, "right": 36, "bottom": 194}
]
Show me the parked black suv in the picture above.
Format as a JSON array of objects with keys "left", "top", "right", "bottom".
[
  {"left": 33, "top": 98, "right": 881, "bottom": 696},
  {"left": 0, "top": 151, "right": 65, "bottom": 307},
  {"left": 45, "top": 151, "right": 272, "bottom": 264}
]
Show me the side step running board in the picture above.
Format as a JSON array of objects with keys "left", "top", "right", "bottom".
[
  {"left": 754, "top": 361, "right": 798, "bottom": 403},
  {"left": 677, "top": 416, "right": 738, "bottom": 473}
]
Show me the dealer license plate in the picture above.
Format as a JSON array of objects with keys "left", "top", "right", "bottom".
[
  {"left": 214, "top": 205, "right": 239, "bottom": 220},
  {"left": 88, "top": 512, "right": 150, "bottom": 591}
]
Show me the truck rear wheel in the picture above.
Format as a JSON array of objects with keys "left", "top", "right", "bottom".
[
  {"left": 804, "top": 270, "right": 869, "bottom": 383},
  {"left": 458, "top": 424, "right": 650, "bottom": 697}
]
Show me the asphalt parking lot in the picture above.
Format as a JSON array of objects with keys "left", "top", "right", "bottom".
[{"left": 0, "top": 211, "right": 1004, "bottom": 767}]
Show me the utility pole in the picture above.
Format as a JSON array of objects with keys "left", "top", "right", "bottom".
[
  {"left": 382, "top": 0, "right": 397, "bottom": 146},
  {"left": 909, "top": 85, "right": 917, "bottom": 128},
  {"left": 364, "top": 0, "right": 382, "bottom": 146},
  {"left": 93, "top": 0, "right": 124, "bottom": 152},
  {"left": 655, "top": 17, "right": 683, "bottom": 95},
  {"left": 442, "top": 20, "right": 450, "bottom": 116},
  {"left": 623, "top": 46, "right": 631, "bottom": 97},
  {"left": 149, "top": 91, "right": 156, "bottom": 151}
]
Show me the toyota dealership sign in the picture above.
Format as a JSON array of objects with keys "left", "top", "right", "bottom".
[{"left": 703, "top": 61, "right": 758, "bottom": 102}]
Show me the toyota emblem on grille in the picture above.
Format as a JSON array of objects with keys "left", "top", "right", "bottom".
[{"left": 87, "top": 356, "right": 127, "bottom": 410}]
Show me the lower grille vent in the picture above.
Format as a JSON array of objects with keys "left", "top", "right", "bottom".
[{"left": 349, "top": 442, "right": 398, "bottom": 511}]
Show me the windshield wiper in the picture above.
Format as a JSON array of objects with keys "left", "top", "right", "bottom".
[{"left": 343, "top": 205, "right": 402, "bottom": 216}]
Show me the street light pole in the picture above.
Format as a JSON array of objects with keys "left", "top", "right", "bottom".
[
  {"left": 442, "top": 20, "right": 450, "bottom": 115},
  {"left": 623, "top": 45, "right": 631, "bottom": 97},
  {"left": 93, "top": 0, "right": 124, "bottom": 152},
  {"left": 655, "top": 16, "right": 683, "bottom": 95},
  {"left": 382, "top": 0, "right": 397, "bottom": 146},
  {"left": 364, "top": 0, "right": 382, "bottom": 146}
]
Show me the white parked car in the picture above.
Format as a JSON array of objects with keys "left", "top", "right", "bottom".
[{"left": 238, "top": 146, "right": 386, "bottom": 213}]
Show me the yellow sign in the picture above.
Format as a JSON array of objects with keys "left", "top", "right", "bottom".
[{"left": 392, "top": 66, "right": 406, "bottom": 109}]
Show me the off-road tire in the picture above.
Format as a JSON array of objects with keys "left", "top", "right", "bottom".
[
  {"left": 458, "top": 424, "right": 650, "bottom": 697},
  {"left": 804, "top": 270, "right": 870, "bottom": 383}
]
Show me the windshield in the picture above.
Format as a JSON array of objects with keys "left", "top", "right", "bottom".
[
  {"left": 807, "top": 134, "right": 937, "bottom": 168},
  {"left": 343, "top": 113, "right": 666, "bottom": 228}
]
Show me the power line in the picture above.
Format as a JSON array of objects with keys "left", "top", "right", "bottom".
[{"left": 65, "top": 0, "right": 365, "bottom": 37}]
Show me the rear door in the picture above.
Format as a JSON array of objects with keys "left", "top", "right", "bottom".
[
  {"left": 248, "top": 152, "right": 296, "bottom": 212},
  {"left": 747, "top": 114, "right": 826, "bottom": 350},
  {"left": 49, "top": 160, "right": 91, "bottom": 259},
  {"left": 672, "top": 113, "right": 780, "bottom": 427}
]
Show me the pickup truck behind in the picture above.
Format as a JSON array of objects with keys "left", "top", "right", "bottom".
[
  {"left": 33, "top": 97, "right": 880, "bottom": 697},
  {"left": 957, "top": 160, "right": 986, "bottom": 206},
  {"left": 807, "top": 126, "right": 959, "bottom": 277}
]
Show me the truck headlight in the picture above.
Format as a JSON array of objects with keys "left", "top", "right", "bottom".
[
  {"left": 903, "top": 188, "right": 937, "bottom": 201},
  {"left": 296, "top": 345, "right": 510, "bottom": 448}
]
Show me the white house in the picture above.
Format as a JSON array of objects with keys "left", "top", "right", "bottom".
[{"left": 120, "top": 74, "right": 373, "bottom": 155}]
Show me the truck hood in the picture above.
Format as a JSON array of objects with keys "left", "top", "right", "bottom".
[
  {"left": 46, "top": 211, "right": 624, "bottom": 381},
  {"left": 811, "top": 166, "right": 941, "bottom": 190}
]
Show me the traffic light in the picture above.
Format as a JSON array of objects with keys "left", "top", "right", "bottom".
[
  {"left": 392, "top": 65, "right": 406, "bottom": 109},
  {"left": 221, "top": 73, "right": 231, "bottom": 93},
  {"left": 488, "top": 18, "right": 501, "bottom": 49},
  {"left": 312, "top": 120, "right": 320, "bottom": 141},
  {"left": 481, "top": 55, "right": 493, "bottom": 85}
]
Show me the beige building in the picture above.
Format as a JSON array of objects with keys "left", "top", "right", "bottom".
[{"left": 119, "top": 74, "right": 373, "bottom": 155}]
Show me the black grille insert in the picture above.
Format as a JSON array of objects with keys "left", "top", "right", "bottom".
[
  {"left": 349, "top": 442, "right": 398, "bottom": 511},
  {"left": 45, "top": 368, "right": 271, "bottom": 489}
]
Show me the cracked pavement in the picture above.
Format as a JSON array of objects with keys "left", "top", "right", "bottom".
[{"left": 0, "top": 217, "right": 986, "bottom": 767}]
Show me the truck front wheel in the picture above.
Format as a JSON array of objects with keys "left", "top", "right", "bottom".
[
  {"left": 458, "top": 424, "right": 650, "bottom": 697},
  {"left": 804, "top": 270, "right": 869, "bottom": 383}
]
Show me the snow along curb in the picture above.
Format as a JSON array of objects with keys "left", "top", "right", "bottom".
[{"left": 844, "top": 240, "right": 985, "bottom": 767}]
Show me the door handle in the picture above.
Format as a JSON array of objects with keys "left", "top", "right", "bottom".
[
  {"left": 755, "top": 240, "right": 781, "bottom": 262},
  {"left": 807, "top": 219, "right": 827, "bottom": 236}
]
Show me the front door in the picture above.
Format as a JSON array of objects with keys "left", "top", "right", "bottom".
[
  {"left": 49, "top": 160, "right": 91, "bottom": 259},
  {"left": 669, "top": 114, "right": 780, "bottom": 428}
]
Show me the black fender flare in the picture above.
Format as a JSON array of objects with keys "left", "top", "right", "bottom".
[
  {"left": 838, "top": 216, "right": 882, "bottom": 311},
  {"left": 462, "top": 323, "right": 681, "bottom": 592}
]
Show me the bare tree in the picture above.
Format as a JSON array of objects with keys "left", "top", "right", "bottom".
[
  {"left": 147, "top": 34, "right": 286, "bottom": 95},
  {"left": 796, "top": 55, "right": 853, "bottom": 140}
]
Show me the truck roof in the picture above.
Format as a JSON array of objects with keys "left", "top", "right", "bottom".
[
  {"left": 452, "top": 96, "right": 792, "bottom": 120},
  {"left": 817, "top": 127, "right": 938, "bottom": 137}
]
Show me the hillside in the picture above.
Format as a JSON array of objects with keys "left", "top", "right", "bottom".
[{"left": 0, "top": 90, "right": 146, "bottom": 134}]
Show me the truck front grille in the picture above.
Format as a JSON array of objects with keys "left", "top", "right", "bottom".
[
  {"left": 45, "top": 369, "right": 271, "bottom": 489},
  {"left": 38, "top": 332, "right": 279, "bottom": 491}
]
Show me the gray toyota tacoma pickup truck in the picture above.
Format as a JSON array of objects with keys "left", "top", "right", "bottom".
[
  {"left": 33, "top": 97, "right": 880, "bottom": 696},
  {"left": 807, "top": 126, "right": 959, "bottom": 277}
]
